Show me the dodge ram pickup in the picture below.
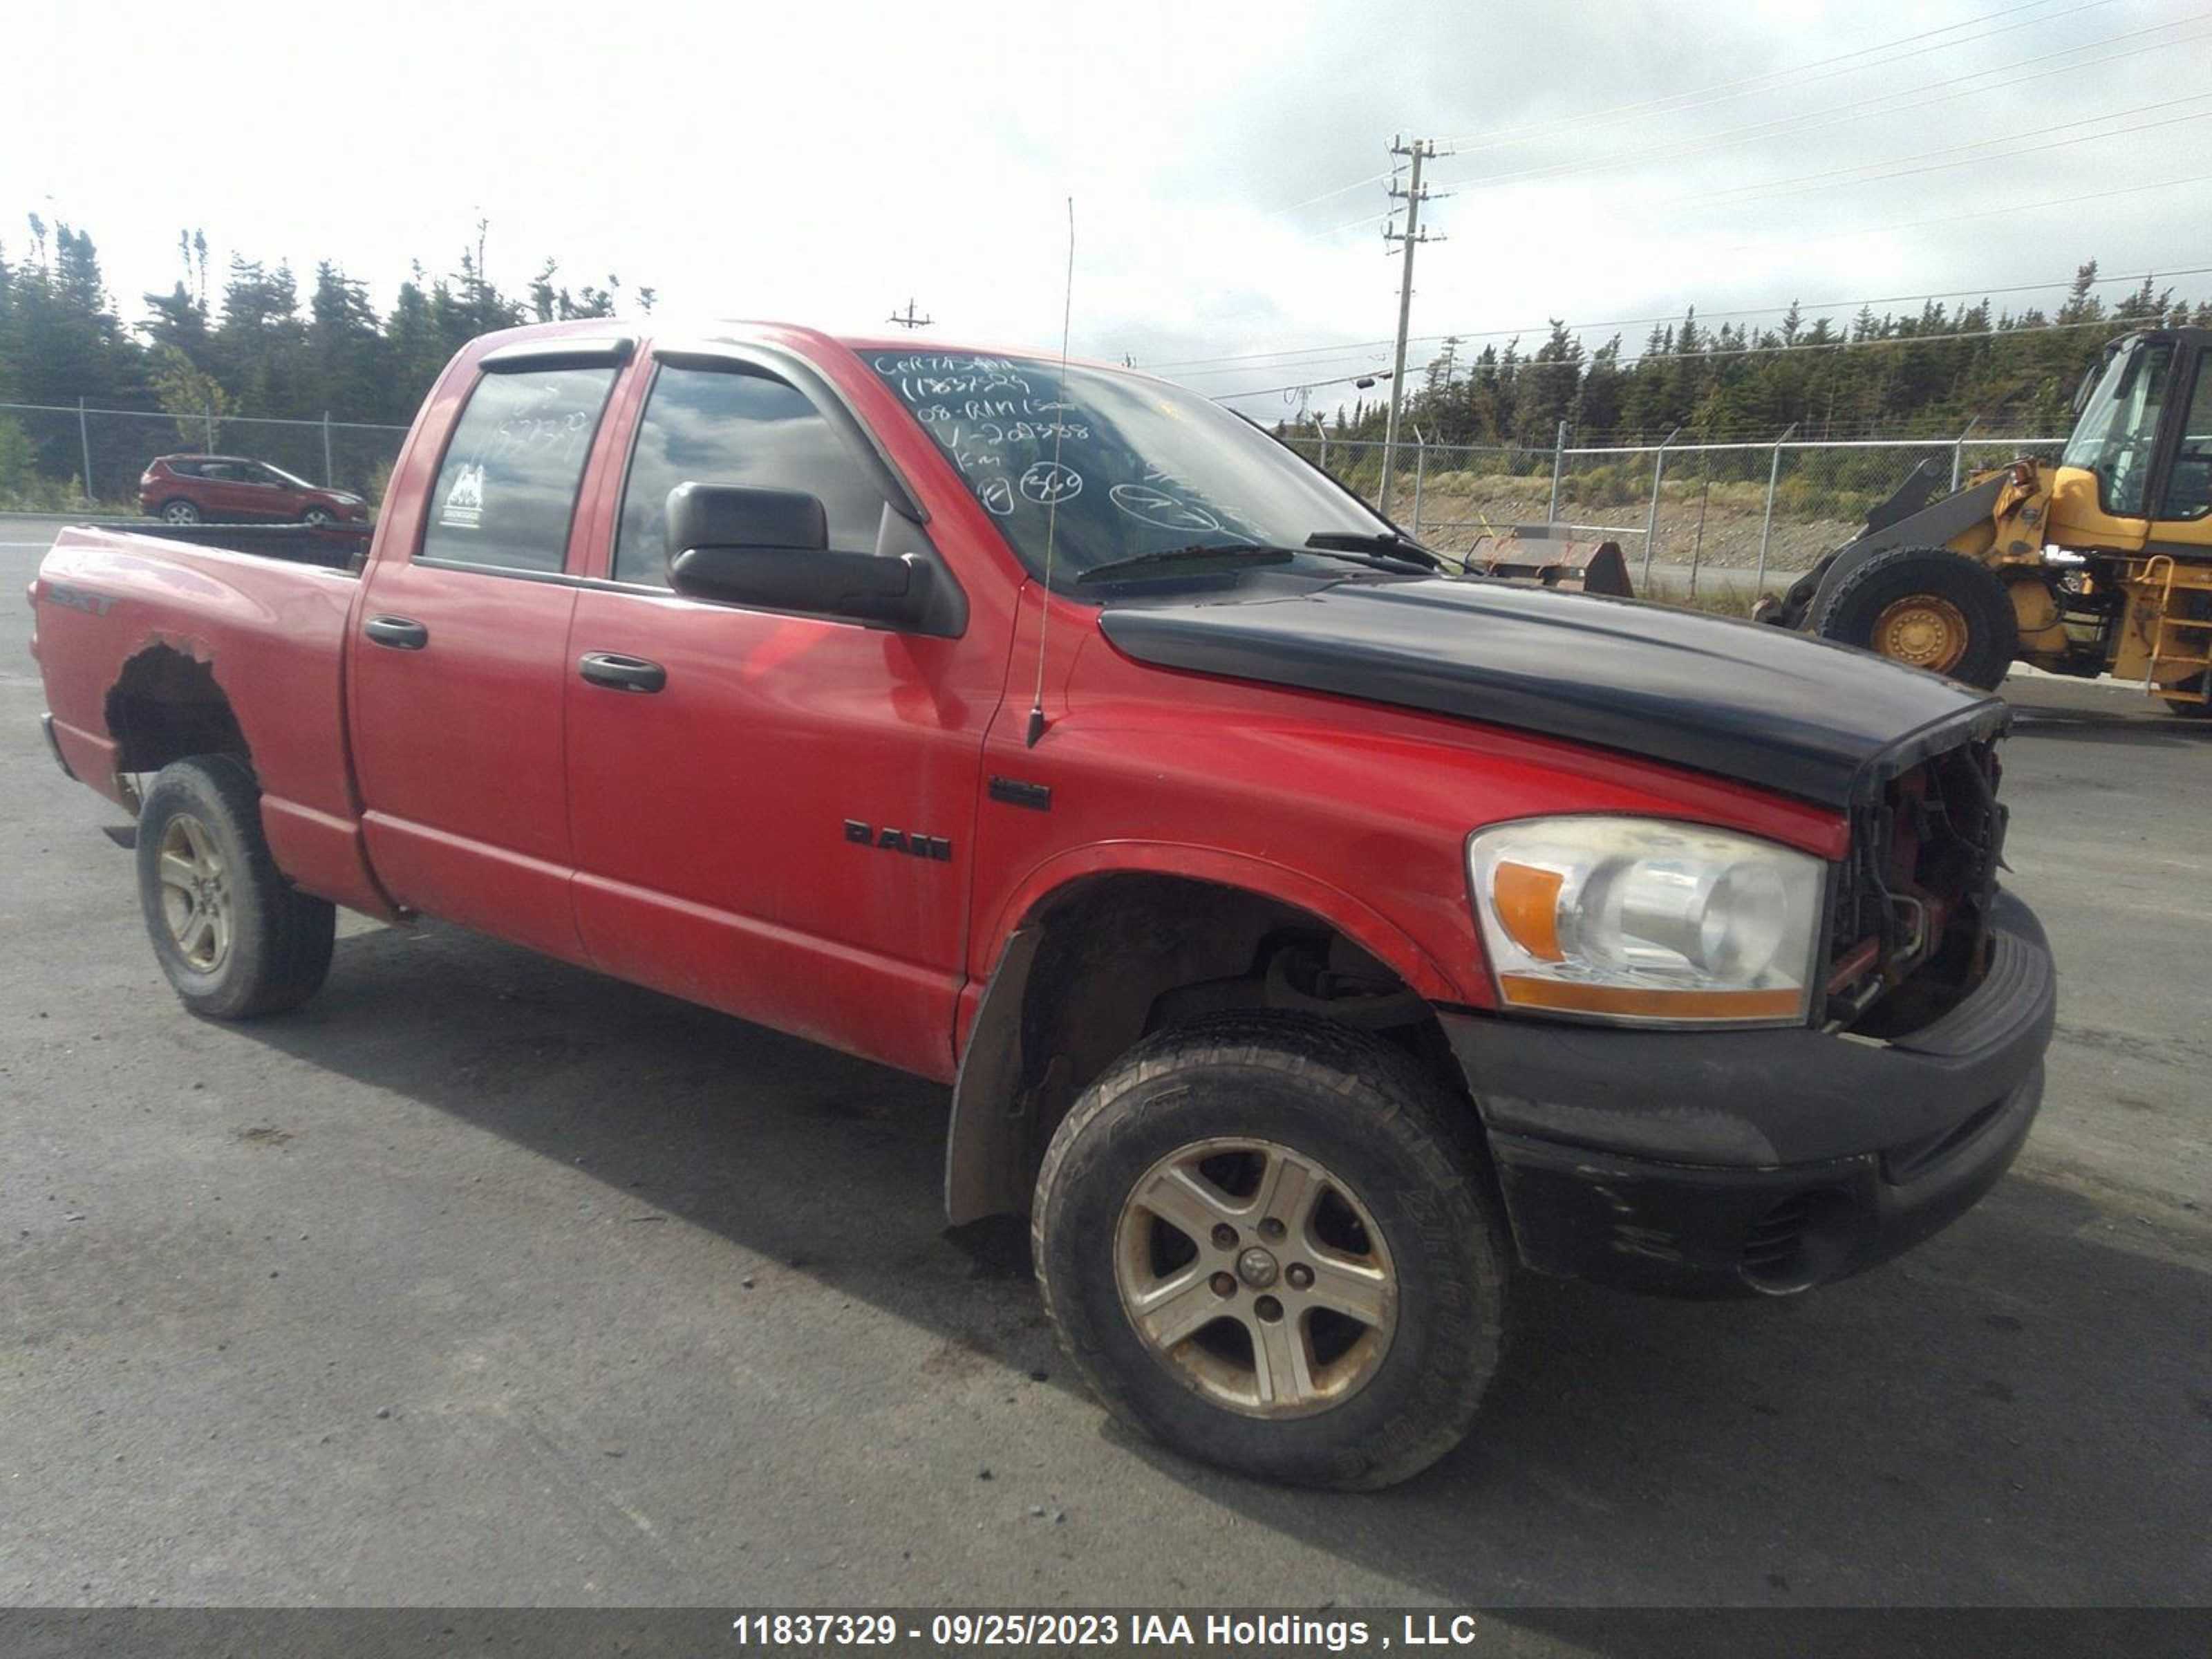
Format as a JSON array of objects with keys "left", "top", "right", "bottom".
[{"left": 29, "top": 319, "right": 2056, "bottom": 1489}]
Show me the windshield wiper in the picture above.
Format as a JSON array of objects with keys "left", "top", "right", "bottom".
[
  {"left": 1076, "top": 545, "right": 1297, "bottom": 585},
  {"left": 1303, "top": 531, "right": 1452, "bottom": 573}
]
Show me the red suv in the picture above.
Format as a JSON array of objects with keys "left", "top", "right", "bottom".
[{"left": 140, "top": 456, "right": 368, "bottom": 527}]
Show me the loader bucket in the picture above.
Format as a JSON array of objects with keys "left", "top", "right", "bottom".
[{"left": 1465, "top": 527, "right": 1634, "bottom": 598}]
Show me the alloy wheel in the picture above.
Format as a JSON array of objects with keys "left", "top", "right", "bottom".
[
  {"left": 1113, "top": 1136, "right": 1397, "bottom": 1418},
  {"left": 156, "top": 812, "right": 232, "bottom": 973}
]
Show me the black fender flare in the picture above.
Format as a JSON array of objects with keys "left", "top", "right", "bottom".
[{"left": 944, "top": 926, "right": 1043, "bottom": 1226}]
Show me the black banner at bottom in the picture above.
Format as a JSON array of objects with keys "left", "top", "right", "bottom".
[{"left": 5, "top": 1606, "right": 2206, "bottom": 1659}]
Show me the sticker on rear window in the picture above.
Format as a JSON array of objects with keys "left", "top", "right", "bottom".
[{"left": 440, "top": 464, "right": 485, "bottom": 530}]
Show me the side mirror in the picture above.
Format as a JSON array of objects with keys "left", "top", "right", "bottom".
[
  {"left": 665, "top": 482, "right": 929, "bottom": 628},
  {"left": 668, "top": 481, "right": 828, "bottom": 556}
]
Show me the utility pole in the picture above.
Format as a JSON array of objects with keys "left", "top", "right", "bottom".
[
  {"left": 1380, "top": 136, "right": 1441, "bottom": 514},
  {"left": 887, "top": 298, "right": 933, "bottom": 330}
]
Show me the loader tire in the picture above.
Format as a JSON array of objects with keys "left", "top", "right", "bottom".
[
  {"left": 1810, "top": 545, "right": 2016, "bottom": 690},
  {"left": 136, "top": 756, "right": 336, "bottom": 1020},
  {"left": 2163, "top": 673, "right": 2212, "bottom": 718},
  {"left": 1033, "top": 1012, "right": 1510, "bottom": 1490}
]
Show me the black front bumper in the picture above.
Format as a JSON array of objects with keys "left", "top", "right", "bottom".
[{"left": 1441, "top": 890, "right": 2054, "bottom": 1297}]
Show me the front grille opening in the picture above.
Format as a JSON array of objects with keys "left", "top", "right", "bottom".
[
  {"left": 1738, "top": 1188, "right": 1857, "bottom": 1294},
  {"left": 1828, "top": 738, "right": 2006, "bottom": 1035}
]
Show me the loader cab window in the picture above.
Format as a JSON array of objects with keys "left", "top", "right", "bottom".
[
  {"left": 2158, "top": 359, "right": 2212, "bottom": 521},
  {"left": 2061, "top": 341, "right": 2173, "bottom": 518}
]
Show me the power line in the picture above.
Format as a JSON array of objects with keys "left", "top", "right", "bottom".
[
  {"left": 1273, "top": 170, "right": 1394, "bottom": 215},
  {"left": 1210, "top": 310, "right": 2194, "bottom": 404},
  {"left": 1678, "top": 93, "right": 2212, "bottom": 210},
  {"left": 1432, "top": 0, "right": 2108, "bottom": 153},
  {"left": 1296, "top": 50, "right": 2212, "bottom": 248},
  {"left": 1299, "top": 206, "right": 1396, "bottom": 243},
  {"left": 1149, "top": 262, "right": 2212, "bottom": 379},
  {"left": 1723, "top": 170, "right": 2212, "bottom": 252},
  {"left": 1256, "top": 0, "right": 2089, "bottom": 226},
  {"left": 1422, "top": 13, "right": 2212, "bottom": 199}
]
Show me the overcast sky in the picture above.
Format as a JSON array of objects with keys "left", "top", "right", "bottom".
[{"left": 11, "top": 0, "right": 2211, "bottom": 418}]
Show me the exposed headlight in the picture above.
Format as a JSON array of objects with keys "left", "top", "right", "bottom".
[{"left": 1466, "top": 816, "right": 1825, "bottom": 1028}]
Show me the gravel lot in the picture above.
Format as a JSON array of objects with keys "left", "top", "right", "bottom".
[{"left": 3, "top": 519, "right": 2206, "bottom": 1613}]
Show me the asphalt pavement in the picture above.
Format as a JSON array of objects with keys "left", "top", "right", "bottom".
[{"left": 2, "top": 518, "right": 2206, "bottom": 1612}]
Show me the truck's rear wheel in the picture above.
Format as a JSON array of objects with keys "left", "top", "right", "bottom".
[
  {"left": 1032, "top": 1013, "right": 1509, "bottom": 1490},
  {"left": 136, "top": 756, "right": 335, "bottom": 1019},
  {"left": 1810, "top": 545, "right": 2016, "bottom": 690}
]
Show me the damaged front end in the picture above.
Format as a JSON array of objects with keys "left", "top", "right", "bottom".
[{"left": 1823, "top": 731, "right": 2009, "bottom": 1036}]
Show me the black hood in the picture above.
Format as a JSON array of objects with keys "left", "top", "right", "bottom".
[{"left": 1096, "top": 577, "right": 2007, "bottom": 808}]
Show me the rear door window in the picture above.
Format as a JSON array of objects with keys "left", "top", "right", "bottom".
[{"left": 420, "top": 365, "right": 618, "bottom": 574}]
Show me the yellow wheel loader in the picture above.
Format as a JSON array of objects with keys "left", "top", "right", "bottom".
[{"left": 1757, "top": 328, "right": 2212, "bottom": 713}]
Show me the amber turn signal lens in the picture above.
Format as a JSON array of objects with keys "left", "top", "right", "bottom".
[
  {"left": 1496, "top": 975, "right": 1806, "bottom": 1021},
  {"left": 1468, "top": 816, "right": 1822, "bottom": 1029},
  {"left": 1491, "top": 862, "right": 1565, "bottom": 962}
]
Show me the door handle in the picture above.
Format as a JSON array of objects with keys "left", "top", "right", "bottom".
[
  {"left": 579, "top": 651, "right": 667, "bottom": 693},
  {"left": 363, "top": 615, "right": 429, "bottom": 650}
]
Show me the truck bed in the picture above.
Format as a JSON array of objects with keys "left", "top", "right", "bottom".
[
  {"left": 32, "top": 523, "right": 387, "bottom": 917},
  {"left": 68, "top": 518, "right": 371, "bottom": 572}
]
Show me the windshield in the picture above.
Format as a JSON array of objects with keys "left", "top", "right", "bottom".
[
  {"left": 261, "top": 461, "right": 317, "bottom": 491},
  {"left": 863, "top": 350, "right": 1392, "bottom": 585},
  {"left": 2061, "top": 339, "right": 2173, "bottom": 516}
]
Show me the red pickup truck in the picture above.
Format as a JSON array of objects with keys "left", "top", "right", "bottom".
[{"left": 29, "top": 319, "right": 2054, "bottom": 1489}]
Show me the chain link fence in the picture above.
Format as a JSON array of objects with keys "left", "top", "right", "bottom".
[
  {"left": 3, "top": 394, "right": 2063, "bottom": 587},
  {"left": 0, "top": 401, "right": 411, "bottom": 515},
  {"left": 1280, "top": 431, "right": 2068, "bottom": 599}
]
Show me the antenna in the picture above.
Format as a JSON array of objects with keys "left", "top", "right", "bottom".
[{"left": 1026, "top": 198, "right": 1076, "bottom": 749}]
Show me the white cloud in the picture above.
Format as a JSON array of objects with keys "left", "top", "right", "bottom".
[{"left": 8, "top": 0, "right": 2209, "bottom": 418}]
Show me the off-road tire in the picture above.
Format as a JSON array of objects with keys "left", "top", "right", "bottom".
[
  {"left": 1810, "top": 544, "right": 2017, "bottom": 690},
  {"left": 135, "top": 756, "right": 335, "bottom": 1019},
  {"left": 2164, "top": 672, "right": 2212, "bottom": 718},
  {"left": 1033, "top": 1012, "right": 1510, "bottom": 1490}
]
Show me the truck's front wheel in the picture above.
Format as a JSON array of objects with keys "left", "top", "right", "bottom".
[
  {"left": 135, "top": 757, "right": 336, "bottom": 1020},
  {"left": 1033, "top": 1013, "right": 1509, "bottom": 1490}
]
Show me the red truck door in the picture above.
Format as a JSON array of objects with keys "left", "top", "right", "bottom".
[
  {"left": 561, "top": 350, "right": 1004, "bottom": 1081},
  {"left": 347, "top": 355, "right": 624, "bottom": 962}
]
